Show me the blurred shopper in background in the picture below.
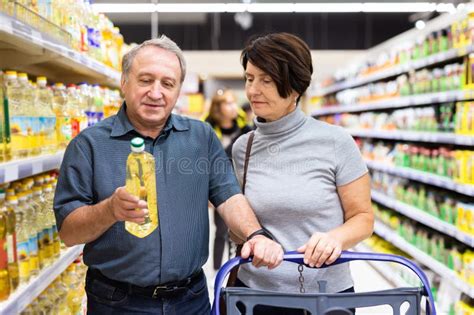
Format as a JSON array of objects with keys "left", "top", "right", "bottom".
[
  {"left": 204, "top": 89, "right": 252, "bottom": 270},
  {"left": 241, "top": 102, "right": 255, "bottom": 127},
  {"left": 232, "top": 32, "right": 374, "bottom": 315}
]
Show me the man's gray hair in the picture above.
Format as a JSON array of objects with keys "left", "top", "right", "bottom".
[{"left": 122, "top": 35, "right": 186, "bottom": 83}]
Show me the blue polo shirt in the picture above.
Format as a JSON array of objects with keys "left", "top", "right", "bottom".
[{"left": 53, "top": 104, "right": 241, "bottom": 286}]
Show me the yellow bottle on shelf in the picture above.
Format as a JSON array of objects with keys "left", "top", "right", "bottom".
[
  {"left": 0, "top": 190, "right": 10, "bottom": 301},
  {"left": 53, "top": 83, "right": 71, "bottom": 150},
  {"left": 15, "top": 192, "right": 30, "bottom": 284},
  {"left": 36, "top": 76, "right": 57, "bottom": 154},
  {"left": 125, "top": 137, "right": 158, "bottom": 238},
  {"left": 5, "top": 71, "right": 25, "bottom": 159},
  {"left": 5, "top": 195, "right": 18, "bottom": 291},
  {"left": 0, "top": 71, "right": 5, "bottom": 162}
]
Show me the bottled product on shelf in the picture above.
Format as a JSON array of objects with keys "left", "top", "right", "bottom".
[
  {"left": 359, "top": 140, "right": 474, "bottom": 186},
  {"left": 36, "top": 76, "right": 57, "bottom": 155},
  {"left": 0, "top": 1, "right": 128, "bottom": 71},
  {"left": 319, "top": 12, "right": 471, "bottom": 91},
  {"left": 5, "top": 194, "right": 18, "bottom": 293},
  {"left": 371, "top": 170, "right": 473, "bottom": 234},
  {"left": 19, "top": 258, "right": 87, "bottom": 315},
  {"left": 0, "top": 191, "right": 9, "bottom": 301},
  {"left": 373, "top": 202, "right": 473, "bottom": 287},
  {"left": 0, "top": 71, "right": 121, "bottom": 162},
  {"left": 4, "top": 71, "right": 25, "bottom": 160},
  {"left": 0, "top": 172, "right": 67, "bottom": 304},
  {"left": 326, "top": 61, "right": 465, "bottom": 106},
  {"left": 319, "top": 100, "right": 474, "bottom": 137}
]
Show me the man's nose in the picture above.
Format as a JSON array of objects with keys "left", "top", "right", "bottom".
[{"left": 148, "top": 82, "right": 163, "bottom": 100}]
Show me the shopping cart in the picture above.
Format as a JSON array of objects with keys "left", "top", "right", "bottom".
[{"left": 211, "top": 251, "right": 436, "bottom": 315}]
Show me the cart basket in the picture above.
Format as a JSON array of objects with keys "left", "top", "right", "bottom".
[{"left": 211, "top": 251, "right": 436, "bottom": 315}]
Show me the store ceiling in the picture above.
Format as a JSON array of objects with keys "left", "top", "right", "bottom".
[{"left": 93, "top": 0, "right": 467, "bottom": 50}]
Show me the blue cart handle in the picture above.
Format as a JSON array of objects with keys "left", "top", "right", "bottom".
[{"left": 212, "top": 250, "right": 436, "bottom": 315}]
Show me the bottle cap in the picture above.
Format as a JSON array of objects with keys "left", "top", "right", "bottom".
[{"left": 130, "top": 137, "right": 145, "bottom": 152}]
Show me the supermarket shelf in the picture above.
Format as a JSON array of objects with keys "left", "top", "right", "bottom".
[
  {"left": 366, "top": 160, "right": 474, "bottom": 197},
  {"left": 348, "top": 129, "right": 474, "bottom": 146},
  {"left": 374, "top": 220, "right": 474, "bottom": 298},
  {"left": 0, "top": 151, "right": 64, "bottom": 184},
  {"left": 317, "top": 45, "right": 472, "bottom": 96},
  {"left": 312, "top": 90, "right": 473, "bottom": 116},
  {"left": 0, "top": 245, "right": 84, "bottom": 314},
  {"left": 0, "top": 12, "right": 120, "bottom": 87},
  {"left": 371, "top": 190, "right": 474, "bottom": 247}
]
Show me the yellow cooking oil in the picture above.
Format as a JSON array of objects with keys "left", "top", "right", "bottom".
[
  {"left": 125, "top": 137, "right": 158, "bottom": 238},
  {"left": 5, "top": 195, "right": 18, "bottom": 291},
  {"left": 0, "top": 190, "right": 9, "bottom": 301}
]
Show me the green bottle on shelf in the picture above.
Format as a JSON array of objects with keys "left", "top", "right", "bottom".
[{"left": 125, "top": 137, "right": 158, "bottom": 238}]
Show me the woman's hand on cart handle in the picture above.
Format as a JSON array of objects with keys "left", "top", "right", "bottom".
[
  {"left": 241, "top": 235, "right": 284, "bottom": 270},
  {"left": 297, "top": 232, "right": 343, "bottom": 268}
]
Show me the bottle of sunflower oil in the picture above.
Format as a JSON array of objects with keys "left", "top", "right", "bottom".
[
  {"left": 17, "top": 73, "right": 34, "bottom": 157},
  {"left": 5, "top": 195, "right": 18, "bottom": 291},
  {"left": 40, "top": 184, "right": 54, "bottom": 265},
  {"left": 15, "top": 192, "right": 30, "bottom": 284},
  {"left": 53, "top": 83, "right": 71, "bottom": 150},
  {"left": 36, "top": 76, "right": 56, "bottom": 154},
  {"left": 25, "top": 190, "right": 39, "bottom": 277},
  {"left": 0, "top": 190, "right": 10, "bottom": 301},
  {"left": 5, "top": 71, "right": 24, "bottom": 159},
  {"left": 125, "top": 137, "right": 158, "bottom": 238}
]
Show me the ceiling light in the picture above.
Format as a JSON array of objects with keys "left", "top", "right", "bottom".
[
  {"left": 247, "top": 3, "right": 294, "bottom": 13},
  {"left": 415, "top": 20, "right": 426, "bottom": 29},
  {"left": 157, "top": 4, "right": 227, "bottom": 13},
  {"left": 294, "top": 3, "right": 363, "bottom": 13},
  {"left": 92, "top": 3, "right": 155, "bottom": 13},
  {"left": 91, "top": 2, "right": 456, "bottom": 14},
  {"left": 362, "top": 2, "right": 436, "bottom": 13}
]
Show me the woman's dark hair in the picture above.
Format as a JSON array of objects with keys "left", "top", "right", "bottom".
[{"left": 241, "top": 32, "right": 313, "bottom": 104}]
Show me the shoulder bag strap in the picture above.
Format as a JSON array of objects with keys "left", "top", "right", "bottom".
[{"left": 242, "top": 131, "right": 255, "bottom": 195}]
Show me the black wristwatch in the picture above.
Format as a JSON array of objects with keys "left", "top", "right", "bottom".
[{"left": 246, "top": 228, "right": 274, "bottom": 241}]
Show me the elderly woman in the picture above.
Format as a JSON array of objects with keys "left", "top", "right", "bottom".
[{"left": 231, "top": 33, "right": 374, "bottom": 315}]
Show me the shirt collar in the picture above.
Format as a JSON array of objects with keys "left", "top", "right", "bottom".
[{"left": 111, "top": 102, "right": 189, "bottom": 138}]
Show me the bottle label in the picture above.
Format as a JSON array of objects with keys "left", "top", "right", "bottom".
[
  {"left": 17, "top": 241, "right": 29, "bottom": 262},
  {"left": 71, "top": 118, "right": 80, "bottom": 137},
  {"left": 29, "top": 235, "right": 38, "bottom": 256},
  {"left": 17, "top": 241, "right": 29, "bottom": 278},
  {"left": 0, "top": 239, "right": 7, "bottom": 270},
  {"left": 61, "top": 118, "right": 72, "bottom": 141},
  {"left": 43, "top": 228, "right": 53, "bottom": 258},
  {"left": 6, "top": 234, "right": 16, "bottom": 263},
  {"left": 3, "top": 98, "right": 10, "bottom": 143}
]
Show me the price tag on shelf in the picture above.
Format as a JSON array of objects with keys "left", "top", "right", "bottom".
[
  {"left": 4, "top": 164, "right": 18, "bottom": 183},
  {"left": 2, "top": 17, "right": 13, "bottom": 33},
  {"left": 31, "top": 30, "right": 42, "bottom": 46},
  {"left": 457, "top": 47, "right": 467, "bottom": 56},
  {"left": 32, "top": 161, "right": 42, "bottom": 175},
  {"left": 12, "top": 21, "right": 33, "bottom": 42}
]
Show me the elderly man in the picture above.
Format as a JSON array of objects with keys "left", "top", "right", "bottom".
[{"left": 54, "top": 35, "right": 283, "bottom": 314}]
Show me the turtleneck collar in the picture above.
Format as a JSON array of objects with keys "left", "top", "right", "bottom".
[{"left": 254, "top": 107, "right": 307, "bottom": 136}]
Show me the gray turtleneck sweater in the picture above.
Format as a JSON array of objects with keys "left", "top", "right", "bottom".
[{"left": 232, "top": 107, "right": 368, "bottom": 293}]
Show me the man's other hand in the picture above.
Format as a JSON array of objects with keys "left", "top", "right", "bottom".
[{"left": 241, "top": 236, "right": 283, "bottom": 270}]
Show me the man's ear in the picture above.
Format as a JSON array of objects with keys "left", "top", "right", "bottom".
[{"left": 120, "top": 75, "right": 126, "bottom": 94}]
